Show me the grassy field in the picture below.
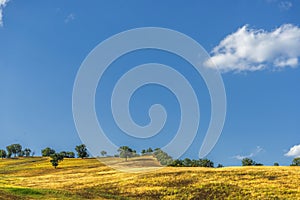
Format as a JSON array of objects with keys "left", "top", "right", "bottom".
[{"left": 0, "top": 156, "right": 300, "bottom": 199}]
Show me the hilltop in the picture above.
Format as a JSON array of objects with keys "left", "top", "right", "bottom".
[{"left": 0, "top": 156, "right": 300, "bottom": 199}]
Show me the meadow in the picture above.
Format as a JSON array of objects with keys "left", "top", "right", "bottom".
[{"left": 0, "top": 156, "right": 300, "bottom": 199}]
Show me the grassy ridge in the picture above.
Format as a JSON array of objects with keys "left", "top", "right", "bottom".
[{"left": 0, "top": 157, "right": 300, "bottom": 199}]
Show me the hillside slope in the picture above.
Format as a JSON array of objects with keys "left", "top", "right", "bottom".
[{"left": 0, "top": 156, "right": 300, "bottom": 199}]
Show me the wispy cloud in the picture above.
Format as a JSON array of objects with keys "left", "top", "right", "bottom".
[
  {"left": 232, "top": 146, "right": 264, "bottom": 160},
  {"left": 206, "top": 24, "right": 300, "bottom": 73},
  {"left": 278, "top": 1, "right": 292, "bottom": 11},
  {"left": 285, "top": 144, "right": 300, "bottom": 158},
  {"left": 65, "top": 13, "right": 75, "bottom": 24},
  {"left": 265, "top": 0, "right": 293, "bottom": 11},
  {"left": 0, "top": 0, "right": 9, "bottom": 26}
]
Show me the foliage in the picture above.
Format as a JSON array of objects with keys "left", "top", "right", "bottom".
[
  {"left": 217, "top": 164, "right": 224, "bottom": 168},
  {"left": 141, "top": 147, "right": 154, "bottom": 155},
  {"left": 59, "top": 151, "right": 75, "bottom": 158},
  {"left": 24, "top": 148, "right": 31, "bottom": 157},
  {"left": 147, "top": 147, "right": 153, "bottom": 153},
  {"left": 100, "top": 150, "right": 107, "bottom": 157},
  {"left": 169, "top": 159, "right": 183, "bottom": 167},
  {"left": 274, "top": 162, "right": 279, "bottom": 166},
  {"left": 6, "top": 144, "right": 22, "bottom": 157},
  {"left": 199, "top": 158, "right": 214, "bottom": 167},
  {"left": 291, "top": 157, "right": 300, "bottom": 166},
  {"left": 141, "top": 149, "right": 146, "bottom": 155},
  {"left": 49, "top": 153, "right": 64, "bottom": 168},
  {"left": 242, "top": 158, "right": 256, "bottom": 166},
  {"left": 183, "top": 158, "right": 192, "bottom": 167},
  {"left": 254, "top": 163, "right": 264, "bottom": 166},
  {"left": 75, "top": 144, "right": 89, "bottom": 159},
  {"left": 41, "top": 147, "right": 56, "bottom": 157},
  {"left": 118, "top": 146, "right": 134, "bottom": 161},
  {"left": 0, "top": 149, "right": 7, "bottom": 159},
  {"left": 168, "top": 158, "right": 214, "bottom": 168},
  {"left": 153, "top": 149, "right": 173, "bottom": 166}
]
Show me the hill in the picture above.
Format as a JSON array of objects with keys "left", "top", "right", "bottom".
[{"left": 0, "top": 156, "right": 300, "bottom": 199}]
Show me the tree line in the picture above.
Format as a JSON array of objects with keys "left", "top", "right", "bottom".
[
  {"left": 116, "top": 146, "right": 300, "bottom": 168},
  {"left": 0, "top": 144, "right": 33, "bottom": 158},
  {"left": 0, "top": 143, "right": 89, "bottom": 168},
  {"left": 1, "top": 144, "right": 300, "bottom": 168}
]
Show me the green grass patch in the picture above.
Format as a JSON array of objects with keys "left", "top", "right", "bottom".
[
  {"left": 1, "top": 187, "right": 79, "bottom": 199},
  {"left": 7, "top": 187, "right": 42, "bottom": 196}
]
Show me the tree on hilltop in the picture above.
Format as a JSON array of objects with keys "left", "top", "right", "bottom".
[
  {"left": 242, "top": 158, "right": 255, "bottom": 166},
  {"left": 100, "top": 150, "right": 107, "bottom": 157},
  {"left": 118, "top": 146, "right": 133, "bottom": 161},
  {"left": 24, "top": 148, "right": 31, "bottom": 157},
  {"left": 6, "top": 144, "right": 22, "bottom": 157},
  {"left": 60, "top": 151, "right": 75, "bottom": 158},
  {"left": 75, "top": 144, "right": 89, "bottom": 159},
  {"left": 41, "top": 147, "right": 56, "bottom": 157},
  {"left": 50, "top": 153, "right": 64, "bottom": 169},
  {"left": 0, "top": 149, "right": 7, "bottom": 159}
]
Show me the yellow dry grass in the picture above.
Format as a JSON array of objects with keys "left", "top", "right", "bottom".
[{"left": 0, "top": 156, "right": 300, "bottom": 199}]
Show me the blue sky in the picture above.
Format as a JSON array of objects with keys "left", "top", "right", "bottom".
[{"left": 0, "top": 0, "right": 299, "bottom": 166}]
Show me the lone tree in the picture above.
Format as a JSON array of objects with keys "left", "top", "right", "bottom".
[
  {"left": 217, "top": 164, "right": 224, "bottom": 168},
  {"left": 291, "top": 157, "right": 300, "bottom": 166},
  {"left": 141, "top": 149, "right": 146, "bottom": 155},
  {"left": 24, "top": 148, "right": 31, "bottom": 157},
  {"left": 0, "top": 149, "right": 7, "bottom": 159},
  {"left": 41, "top": 147, "right": 56, "bottom": 157},
  {"left": 242, "top": 158, "right": 255, "bottom": 166},
  {"left": 274, "top": 162, "right": 279, "bottom": 166},
  {"left": 50, "top": 153, "right": 64, "bottom": 169},
  {"left": 6, "top": 144, "right": 22, "bottom": 157},
  {"left": 118, "top": 146, "right": 133, "bottom": 161},
  {"left": 100, "top": 150, "right": 107, "bottom": 157},
  {"left": 75, "top": 144, "right": 89, "bottom": 159}
]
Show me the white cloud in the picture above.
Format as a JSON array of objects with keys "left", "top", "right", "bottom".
[
  {"left": 233, "top": 146, "right": 263, "bottom": 160},
  {"left": 265, "top": 0, "right": 292, "bottom": 11},
  {"left": 285, "top": 144, "right": 300, "bottom": 158},
  {"left": 206, "top": 24, "right": 300, "bottom": 72},
  {"left": 278, "top": 1, "right": 292, "bottom": 11},
  {"left": 65, "top": 13, "right": 75, "bottom": 23},
  {"left": 0, "top": 0, "right": 9, "bottom": 26}
]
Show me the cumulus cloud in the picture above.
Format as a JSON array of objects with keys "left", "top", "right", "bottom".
[
  {"left": 233, "top": 146, "right": 263, "bottom": 160},
  {"left": 285, "top": 144, "right": 300, "bottom": 158},
  {"left": 0, "top": 0, "right": 9, "bottom": 26},
  {"left": 206, "top": 24, "right": 300, "bottom": 72}
]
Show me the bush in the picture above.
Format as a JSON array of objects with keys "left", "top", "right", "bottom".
[
  {"left": 217, "top": 164, "right": 224, "bottom": 168},
  {"left": 242, "top": 158, "right": 255, "bottom": 166}
]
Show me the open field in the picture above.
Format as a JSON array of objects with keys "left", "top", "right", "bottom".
[{"left": 0, "top": 156, "right": 300, "bottom": 199}]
